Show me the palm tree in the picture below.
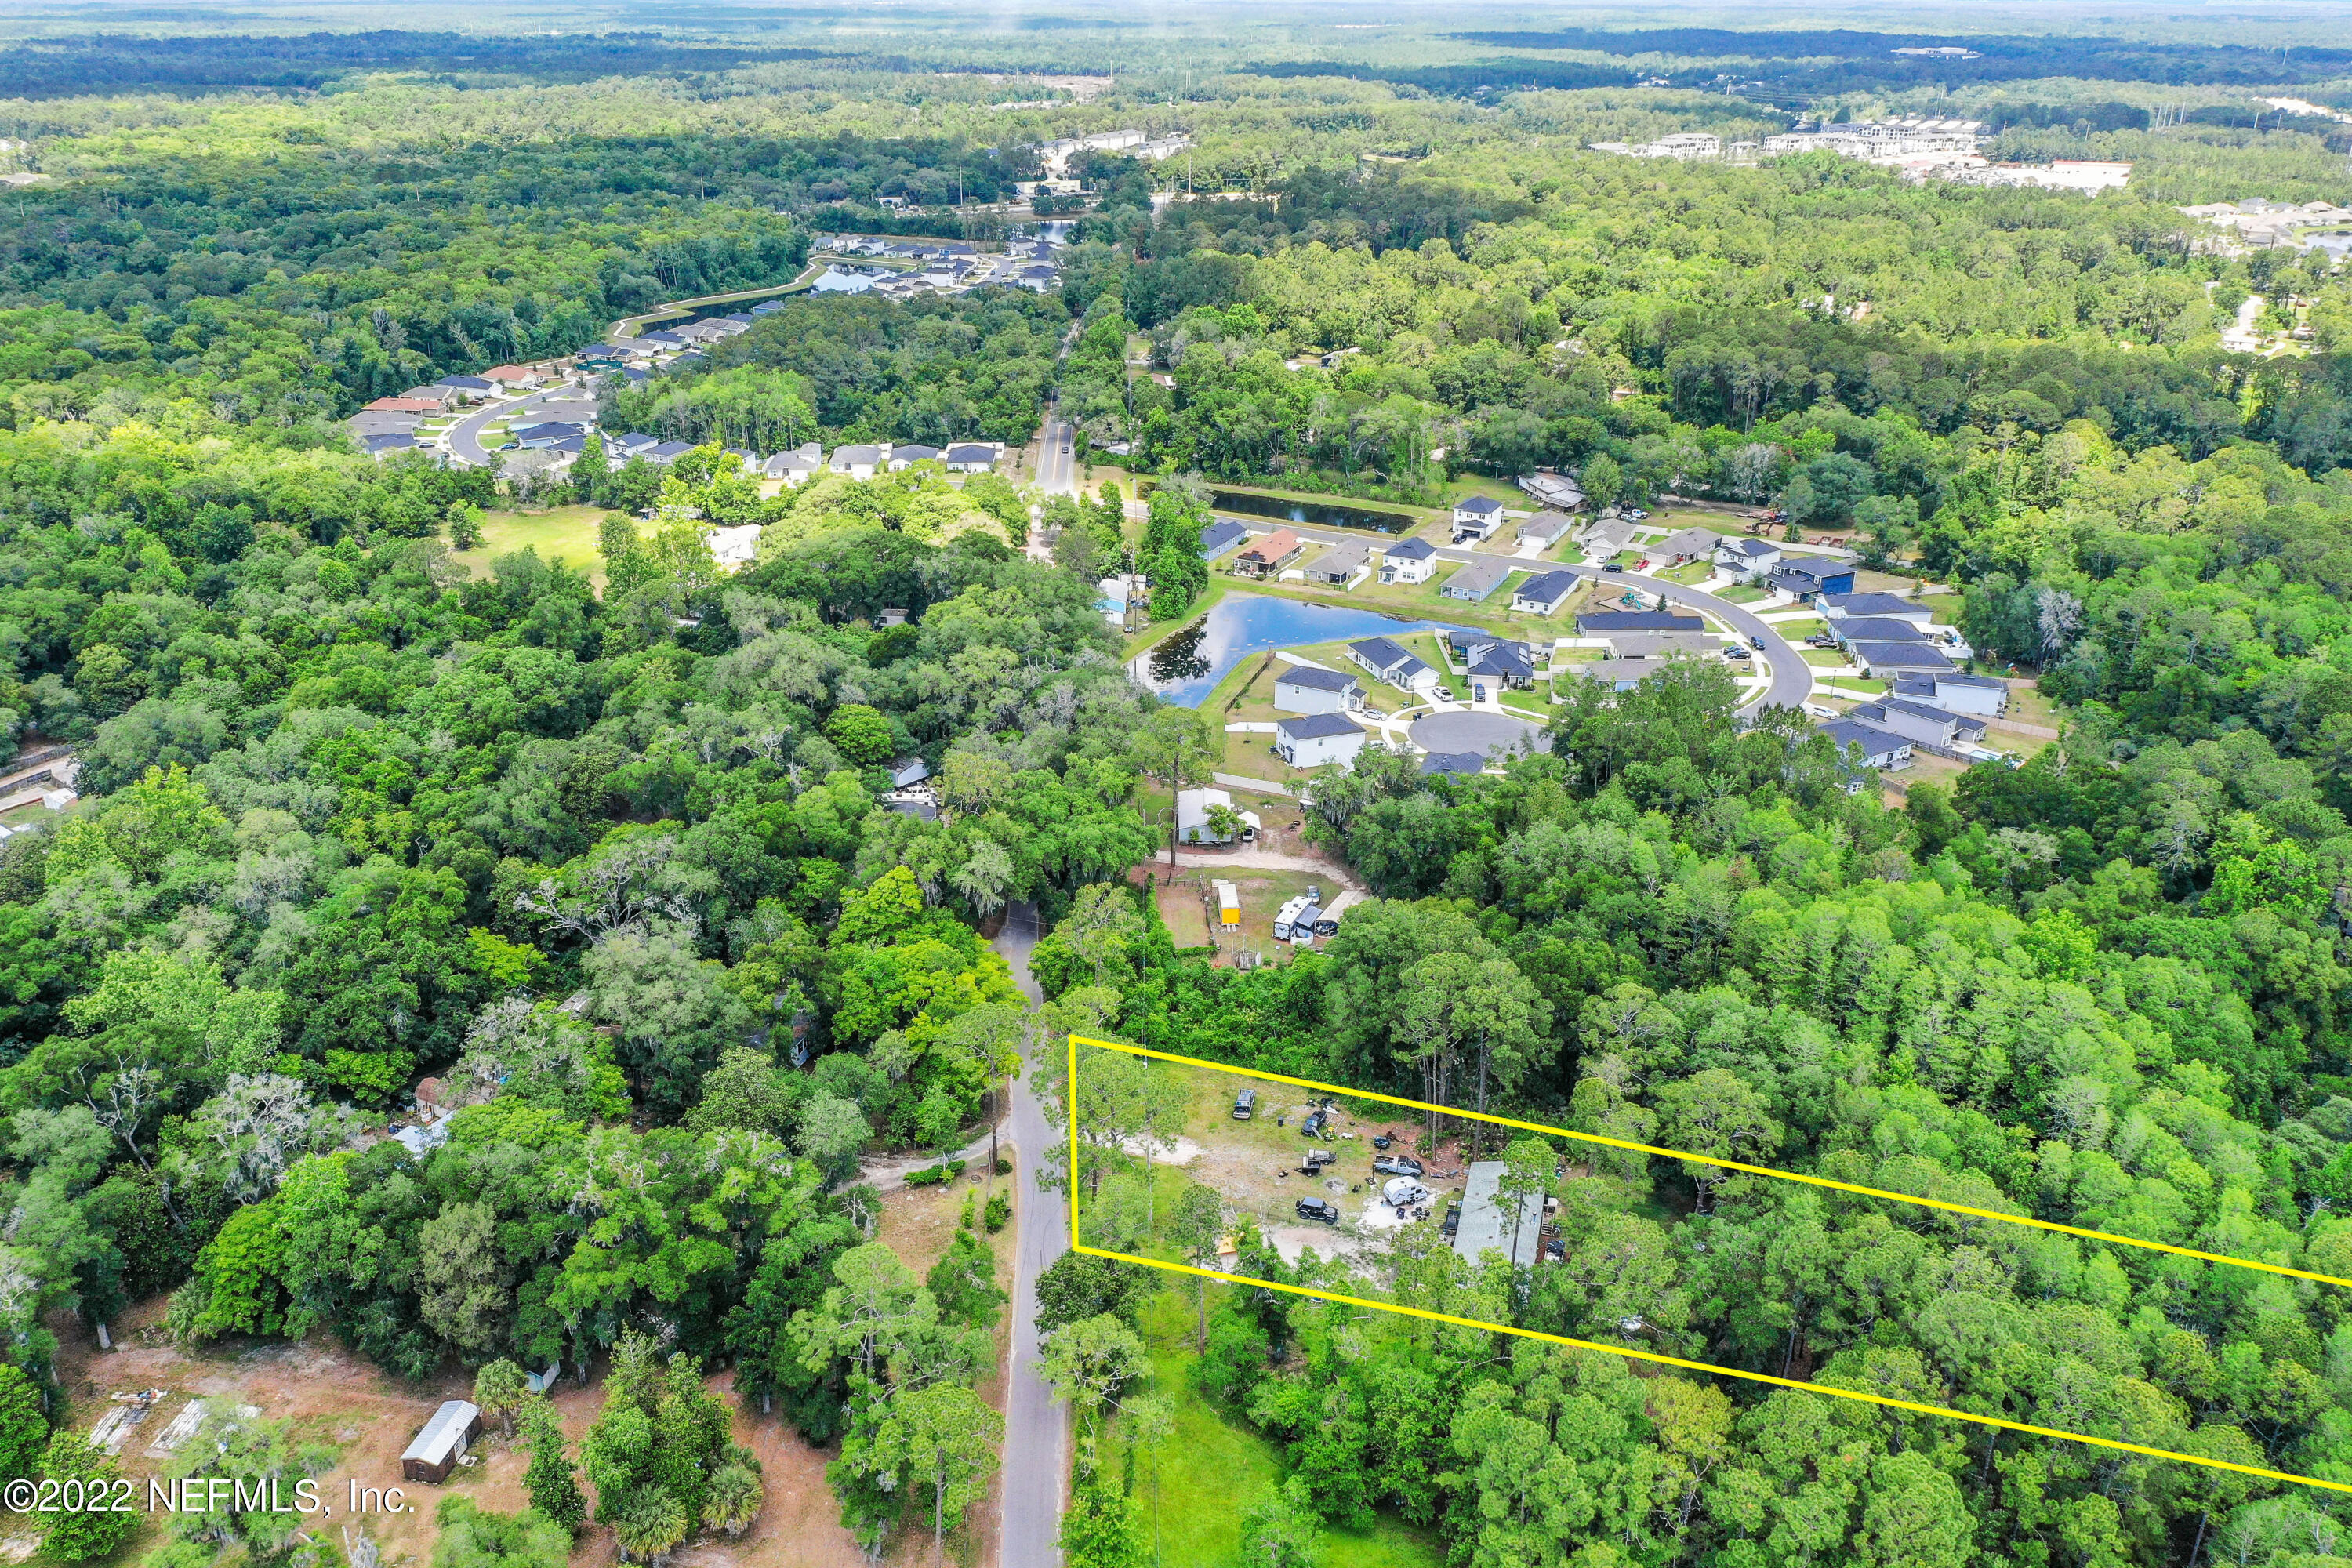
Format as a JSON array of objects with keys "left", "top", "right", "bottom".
[
  {"left": 705, "top": 1463, "right": 763, "bottom": 1537},
  {"left": 614, "top": 1493, "right": 688, "bottom": 1568}
]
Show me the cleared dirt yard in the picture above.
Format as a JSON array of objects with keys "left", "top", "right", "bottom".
[{"left": 45, "top": 1162, "right": 1015, "bottom": 1568}]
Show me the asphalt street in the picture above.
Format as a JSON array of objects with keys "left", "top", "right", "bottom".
[
  {"left": 1034, "top": 412, "right": 1079, "bottom": 495},
  {"left": 442, "top": 384, "right": 601, "bottom": 468},
  {"left": 1217, "top": 513, "right": 1816, "bottom": 713},
  {"left": 990, "top": 902, "right": 1069, "bottom": 1568}
]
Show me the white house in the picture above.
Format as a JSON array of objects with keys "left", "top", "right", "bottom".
[
  {"left": 1850, "top": 641, "right": 1955, "bottom": 678},
  {"left": 1274, "top": 665, "right": 1364, "bottom": 715},
  {"left": 1819, "top": 718, "right": 1914, "bottom": 775},
  {"left": 1305, "top": 540, "right": 1372, "bottom": 586},
  {"left": 943, "top": 443, "right": 1001, "bottom": 473},
  {"left": 1847, "top": 699, "right": 1988, "bottom": 752},
  {"left": 1820, "top": 591, "right": 1933, "bottom": 628},
  {"left": 1891, "top": 673, "right": 2009, "bottom": 717},
  {"left": 1511, "top": 570, "right": 1577, "bottom": 615},
  {"left": 1452, "top": 495, "right": 1507, "bottom": 539},
  {"left": 1177, "top": 787, "right": 1260, "bottom": 844},
  {"left": 1346, "top": 636, "right": 1443, "bottom": 696},
  {"left": 1715, "top": 537, "right": 1782, "bottom": 579},
  {"left": 1655, "top": 527, "right": 1719, "bottom": 563},
  {"left": 1380, "top": 536, "right": 1439, "bottom": 584},
  {"left": 1833, "top": 620, "right": 1929, "bottom": 655},
  {"left": 1517, "top": 511, "right": 1577, "bottom": 549},
  {"left": 1275, "top": 713, "right": 1370, "bottom": 769},
  {"left": 830, "top": 445, "right": 886, "bottom": 481},
  {"left": 764, "top": 444, "right": 826, "bottom": 486},
  {"left": 1441, "top": 558, "right": 1512, "bottom": 603}
]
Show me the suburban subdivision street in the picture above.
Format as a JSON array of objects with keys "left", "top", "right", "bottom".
[
  {"left": 991, "top": 901, "right": 1069, "bottom": 1568},
  {"left": 1209, "top": 512, "right": 1817, "bottom": 713},
  {"left": 442, "top": 383, "right": 602, "bottom": 469}
]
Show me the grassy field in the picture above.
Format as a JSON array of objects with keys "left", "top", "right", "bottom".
[
  {"left": 1718, "top": 585, "right": 1767, "bottom": 604},
  {"left": 1101, "top": 1289, "right": 1446, "bottom": 1568},
  {"left": 452, "top": 505, "right": 611, "bottom": 587}
]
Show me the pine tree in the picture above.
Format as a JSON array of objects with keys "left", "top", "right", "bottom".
[{"left": 520, "top": 1401, "right": 586, "bottom": 1533}]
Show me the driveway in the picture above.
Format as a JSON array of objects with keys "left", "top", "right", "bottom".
[
  {"left": 1207, "top": 513, "right": 1813, "bottom": 713},
  {"left": 991, "top": 902, "right": 1068, "bottom": 1568}
]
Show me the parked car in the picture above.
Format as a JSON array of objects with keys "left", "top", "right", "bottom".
[
  {"left": 1473, "top": 682, "right": 1486, "bottom": 702},
  {"left": 1602, "top": 562, "right": 1621, "bottom": 572},
  {"left": 1633, "top": 558, "right": 1650, "bottom": 570},
  {"left": 1749, "top": 635, "right": 1766, "bottom": 651},
  {"left": 1299, "top": 1108, "right": 1327, "bottom": 1138},
  {"left": 1296, "top": 1197, "right": 1340, "bottom": 1223},
  {"left": 1440, "top": 1204, "right": 1461, "bottom": 1237},
  {"left": 1626, "top": 508, "right": 1650, "bottom": 520},
  {"left": 1232, "top": 1087, "right": 1256, "bottom": 1120},
  {"left": 1371, "top": 1134, "right": 1393, "bottom": 1150},
  {"left": 1373, "top": 1156, "right": 1425, "bottom": 1177},
  {"left": 1724, "top": 644, "right": 1751, "bottom": 660}
]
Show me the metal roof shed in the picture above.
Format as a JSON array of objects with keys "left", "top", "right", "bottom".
[{"left": 401, "top": 1400, "right": 481, "bottom": 1483}]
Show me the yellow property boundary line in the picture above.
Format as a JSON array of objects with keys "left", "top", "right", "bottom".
[{"left": 1064, "top": 1033, "right": 2352, "bottom": 1496}]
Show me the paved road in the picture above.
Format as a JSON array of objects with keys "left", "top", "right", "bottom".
[
  {"left": 1214, "top": 514, "right": 1813, "bottom": 714},
  {"left": 991, "top": 902, "right": 1068, "bottom": 1568},
  {"left": 443, "top": 384, "right": 601, "bottom": 469},
  {"left": 1034, "top": 412, "right": 1079, "bottom": 495}
]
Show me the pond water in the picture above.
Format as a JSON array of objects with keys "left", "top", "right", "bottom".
[
  {"left": 1133, "top": 592, "right": 1482, "bottom": 706},
  {"left": 1210, "top": 489, "right": 1419, "bottom": 535}
]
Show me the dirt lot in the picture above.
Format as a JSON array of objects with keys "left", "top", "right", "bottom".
[
  {"left": 1109, "top": 1062, "right": 1480, "bottom": 1276},
  {"left": 45, "top": 1167, "right": 1019, "bottom": 1568}
]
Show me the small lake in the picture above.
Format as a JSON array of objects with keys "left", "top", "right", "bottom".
[
  {"left": 1133, "top": 592, "right": 1483, "bottom": 706},
  {"left": 1210, "top": 490, "right": 1418, "bottom": 535}
]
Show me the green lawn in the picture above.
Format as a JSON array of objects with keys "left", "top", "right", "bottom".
[
  {"left": 1800, "top": 648, "right": 1851, "bottom": 668},
  {"left": 452, "top": 506, "right": 609, "bottom": 587},
  {"left": 1718, "top": 585, "right": 1767, "bottom": 604},
  {"left": 1657, "top": 560, "right": 1713, "bottom": 585},
  {"left": 1816, "top": 676, "right": 1890, "bottom": 697},
  {"left": 1107, "top": 1290, "right": 1446, "bottom": 1568}
]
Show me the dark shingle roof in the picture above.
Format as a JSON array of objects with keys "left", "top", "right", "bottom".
[
  {"left": 1279, "top": 713, "right": 1367, "bottom": 740},
  {"left": 1277, "top": 666, "right": 1358, "bottom": 693}
]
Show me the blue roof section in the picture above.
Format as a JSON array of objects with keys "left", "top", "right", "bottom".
[
  {"left": 1821, "top": 591, "right": 1918, "bottom": 616},
  {"left": 1577, "top": 610, "right": 1705, "bottom": 633},
  {"left": 1456, "top": 495, "right": 1504, "bottom": 514},
  {"left": 1820, "top": 719, "right": 1905, "bottom": 755},
  {"left": 1835, "top": 617, "right": 1930, "bottom": 642},
  {"left": 1277, "top": 665, "right": 1357, "bottom": 692},
  {"left": 1385, "top": 536, "right": 1437, "bottom": 560},
  {"left": 1279, "top": 713, "right": 1367, "bottom": 739},
  {"left": 1515, "top": 570, "right": 1577, "bottom": 605},
  {"left": 1350, "top": 636, "right": 1414, "bottom": 670},
  {"left": 1853, "top": 641, "right": 1955, "bottom": 671},
  {"left": 1200, "top": 520, "right": 1250, "bottom": 558}
]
